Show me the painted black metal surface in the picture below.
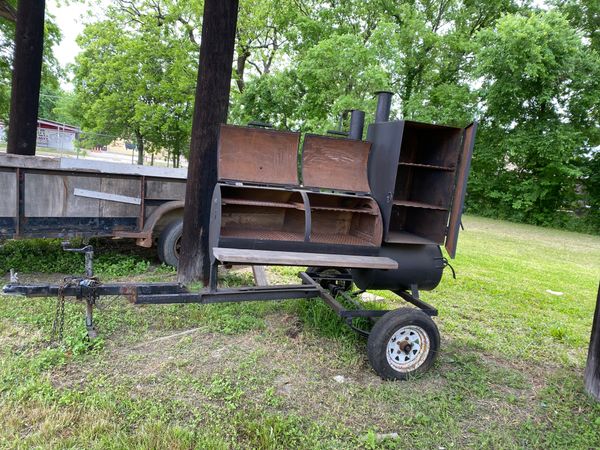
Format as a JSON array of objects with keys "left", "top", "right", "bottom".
[
  {"left": 374, "top": 91, "right": 393, "bottom": 123},
  {"left": 366, "top": 120, "right": 404, "bottom": 239},
  {"left": 351, "top": 244, "right": 445, "bottom": 292},
  {"left": 348, "top": 109, "right": 365, "bottom": 140},
  {"left": 3, "top": 270, "right": 438, "bottom": 338},
  {"left": 2, "top": 281, "right": 188, "bottom": 299}
]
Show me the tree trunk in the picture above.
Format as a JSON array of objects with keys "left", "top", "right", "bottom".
[
  {"left": 235, "top": 48, "right": 249, "bottom": 93},
  {"left": 585, "top": 283, "right": 600, "bottom": 401},
  {"left": 135, "top": 130, "right": 144, "bottom": 165},
  {"left": 6, "top": 0, "right": 45, "bottom": 156},
  {"left": 178, "top": 0, "right": 239, "bottom": 284}
]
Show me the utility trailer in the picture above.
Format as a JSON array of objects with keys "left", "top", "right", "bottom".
[
  {"left": 0, "top": 153, "right": 188, "bottom": 266},
  {"left": 3, "top": 92, "right": 477, "bottom": 380}
]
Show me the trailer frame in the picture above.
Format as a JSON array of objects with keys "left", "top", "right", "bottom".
[{"left": 2, "top": 243, "right": 437, "bottom": 340}]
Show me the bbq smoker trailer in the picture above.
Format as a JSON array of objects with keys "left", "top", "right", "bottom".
[
  {"left": 0, "top": 154, "right": 188, "bottom": 266},
  {"left": 3, "top": 93, "right": 478, "bottom": 380}
]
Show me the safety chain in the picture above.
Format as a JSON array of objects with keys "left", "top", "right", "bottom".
[
  {"left": 49, "top": 276, "right": 100, "bottom": 343},
  {"left": 50, "top": 277, "right": 73, "bottom": 343}
]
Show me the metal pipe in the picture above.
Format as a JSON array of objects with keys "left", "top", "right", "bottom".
[
  {"left": 374, "top": 91, "right": 393, "bottom": 123},
  {"left": 348, "top": 109, "right": 365, "bottom": 140}
]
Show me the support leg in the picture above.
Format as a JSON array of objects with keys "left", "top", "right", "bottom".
[
  {"left": 208, "top": 259, "right": 219, "bottom": 292},
  {"left": 411, "top": 283, "right": 420, "bottom": 300},
  {"left": 85, "top": 297, "right": 98, "bottom": 339},
  {"left": 252, "top": 266, "right": 268, "bottom": 286}
]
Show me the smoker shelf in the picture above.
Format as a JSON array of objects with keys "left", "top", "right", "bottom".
[
  {"left": 310, "top": 233, "right": 376, "bottom": 246},
  {"left": 214, "top": 183, "right": 384, "bottom": 250},
  {"left": 221, "top": 198, "right": 304, "bottom": 210},
  {"left": 220, "top": 229, "right": 306, "bottom": 242},
  {"left": 309, "top": 205, "right": 378, "bottom": 215},
  {"left": 385, "top": 231, "right": 437, "bottom": 245},
  {"left": 398, "top": 162, "right": 455, "bottom": 171},
  {"left": 393, "top": 200, "right": 448, "bottom": 211},
  {"left": 212, "top": 247, "right": 398, "bottom": 269}
]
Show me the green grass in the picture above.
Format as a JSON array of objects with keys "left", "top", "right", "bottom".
[{"left": 1, "top": 215, "right": 599, "bottom": 449}]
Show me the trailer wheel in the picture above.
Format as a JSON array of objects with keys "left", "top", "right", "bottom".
[
  {"left": 306, "top": 267, "right": 352, "bottom": 292},
  {"left": 367, "top": 308, "right": 439, "bottom": 380},
  {"left": 157, "top": 218, "right": 183, "bottom": 267}
]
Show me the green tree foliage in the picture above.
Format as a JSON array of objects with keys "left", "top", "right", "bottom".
[
  {"left": 72, "top": 1, "right": 198, "bottom": 166},
  {"left": 470, "top": 11, "right": 600, "bottom": 230},
  {"left": 234, "top": 0, "right": 518, "bottom": 132},
  {"left": 69, "top": 0, "right": 599, "bottom": 232}
]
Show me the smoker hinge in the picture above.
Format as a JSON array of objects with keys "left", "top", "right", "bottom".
[{"left": 222, "top": 179, "right": 243, "bottom": 186}]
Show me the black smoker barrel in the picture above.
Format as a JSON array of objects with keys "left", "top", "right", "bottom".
[
  {"left": 374, "top": 91, "right": 393, "bottom": 123},
  {"left": 351, "top": 245, "right": 445, "bottom": 291}
]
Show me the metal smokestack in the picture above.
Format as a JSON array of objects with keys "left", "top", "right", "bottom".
[
  {"left": 348, "top": 109, "right": 365, "bottom": 140},
  {"left": 374, "top": 91, "right": 393, "bottom": 123}
]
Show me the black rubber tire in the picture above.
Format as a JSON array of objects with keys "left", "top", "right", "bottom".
[
  {"left": 367, "top": 308, "right": 440, "bottom": 380},
  {"left": 157, "top": 218, "right": 183, "bottom": 267},
  {"left": 305, "top": 267, "right": 353, "bottom": 292}
]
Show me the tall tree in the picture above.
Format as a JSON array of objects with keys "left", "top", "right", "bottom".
[
  {"left": 178, "top": 0, "right": 239, "bottom": 283},
  {"left": 73, "top": 5, "right": 197, "bottom": 165},
  {"left": 6, "top": 0, "right": 45, "bottom": 155},
  {"left": 469, "top": 11, "right": 600, "bottom": 227}
]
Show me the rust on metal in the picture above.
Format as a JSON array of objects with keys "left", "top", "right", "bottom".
[
  {"left": 218, "top": 125, "right": 300, "bottom": 185},
  {"left": 302, "top": 134, "right": 372, "bottom": 193},
  {"left": 119, "top": 285, "right": 139, "bottom": 303},
  {"left": 214, "top": 183, "right": 384, "bottom": 248}
]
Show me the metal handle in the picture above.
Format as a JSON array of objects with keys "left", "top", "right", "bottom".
[
  {"left": 248, "top": 121, "right": 274, "bottom": 129},
  {"left": 61, "top": 242, "right": 94, "bottom": 277},
  {"left": 61, "top": 242, "right": 93, "bottom": 254},
  {"left": 326, "top": 130, "right": 349, "bottom": 137}
]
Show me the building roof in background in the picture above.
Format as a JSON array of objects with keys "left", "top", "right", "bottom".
[{"left": 37, "top": 118, "right": 81, "bottom": 133}]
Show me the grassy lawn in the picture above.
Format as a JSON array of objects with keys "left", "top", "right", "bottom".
[{"left": 1, "top": 215, "right": 599, "bottom": 449}]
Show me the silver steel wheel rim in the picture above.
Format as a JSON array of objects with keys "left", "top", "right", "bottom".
[{"left": 386, "top": 325, "right": 430, "bottom": 373}]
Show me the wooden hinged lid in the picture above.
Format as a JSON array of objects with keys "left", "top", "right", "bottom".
[
  {"left": 218, "top": 124, "right": 300, "bottom": 185},
  {"left": 301, "top": 134, "right": 372, "bottom": 193}
]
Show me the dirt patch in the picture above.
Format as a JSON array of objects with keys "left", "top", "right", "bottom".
[{"left": 49, "top": 321, "right": 464, "bottom": 432}]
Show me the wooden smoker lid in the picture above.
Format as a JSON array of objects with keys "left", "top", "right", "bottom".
[
  {"left": 218, "top": 124, "right": 300, "bottom": 185},
  {"left": 301, "top": 134, "right": 372, "bottom": 193}
]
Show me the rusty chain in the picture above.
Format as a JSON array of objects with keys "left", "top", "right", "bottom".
[{"left": 50, "top": 278, "right": 72, "bottom": 343}]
